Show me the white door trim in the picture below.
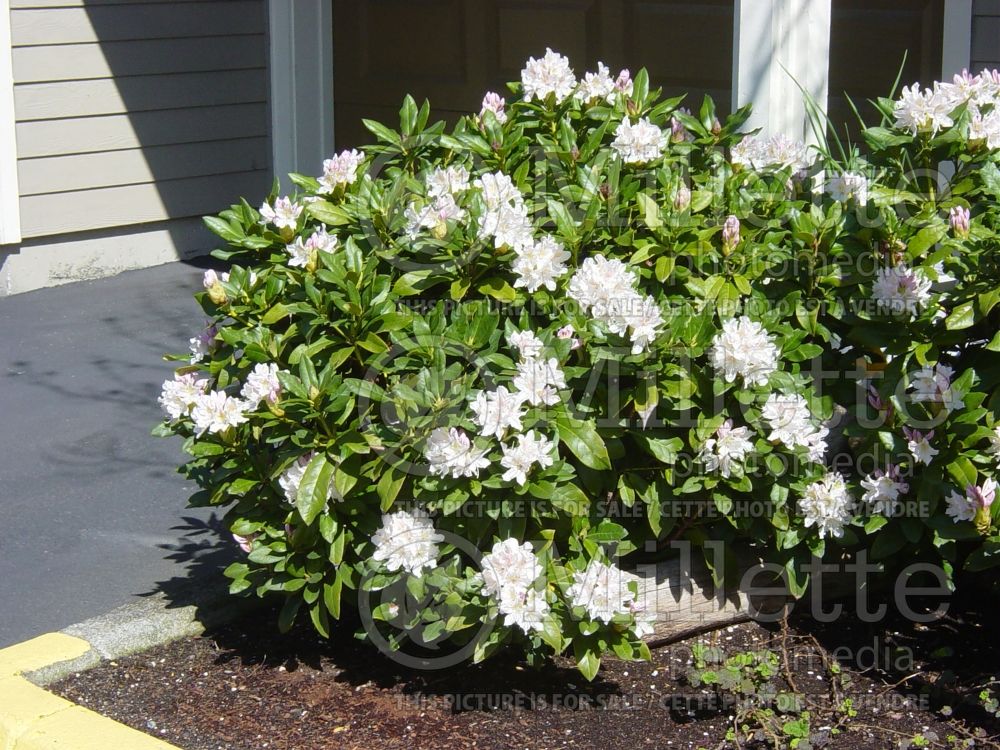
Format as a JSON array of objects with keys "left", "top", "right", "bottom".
[
  {"left": 267, "top": 0, "right": 335, "bottom": 189},
  {"left": 732, "top": 0, "right": 832, "bottom": 145},
  {"left": 0, "top": 0, "right": 22, "bottom": 245},
  {"left": 942, "top": 0, "right": 973, "bottom": 78}
]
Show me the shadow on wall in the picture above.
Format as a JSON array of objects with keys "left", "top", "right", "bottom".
[{"left": 1, "top": 0, "right": 273, "bottom": 293}]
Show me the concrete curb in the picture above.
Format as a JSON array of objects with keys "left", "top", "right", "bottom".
[{"left": 0, "top": 577, "right": 260, "bottom": 749}]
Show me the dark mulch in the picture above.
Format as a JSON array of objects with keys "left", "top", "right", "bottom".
[{"left": 50, "top": 601, "right": 1000, "bottom": 750}]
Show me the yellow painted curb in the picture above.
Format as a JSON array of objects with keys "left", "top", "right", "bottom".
[
  {"left": 0, "top": 635, "right": 90, "bottom": 679},
  {"left": 0, "top": 637, "right": 181, "bottom": 750}
]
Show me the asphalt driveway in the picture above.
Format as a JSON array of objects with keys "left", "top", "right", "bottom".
[{"left": 0, "top": 261, "right": 229, "bottom": 647}]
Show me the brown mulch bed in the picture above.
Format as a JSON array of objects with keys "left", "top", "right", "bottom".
[{"left": 50, "top": 602, "right": 1000, "bottom": 750}]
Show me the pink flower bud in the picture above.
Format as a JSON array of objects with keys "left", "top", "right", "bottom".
[
  {"left": 673, "top": 185, "right": 691, "bottom": 211},
  {"left": 480, "top": 91, "right": 507, "bottom": 124},
  {"left": 614, "top": 69, "right": 633, "bottom": 94},
  {"left": 949, "top": 205, "right": 970, "bottom": 237},
  {"left": 722, "top": 214, "right": 740, "bottom": 251},
  {"left": 232, "top": 533, "right": 256, "bottom": 554}
]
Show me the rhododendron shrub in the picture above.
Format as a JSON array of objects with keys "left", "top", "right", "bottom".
[{"left": 156, "top": 51, "right": 1000, "bottom": 679}]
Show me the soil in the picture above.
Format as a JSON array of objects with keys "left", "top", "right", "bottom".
[{"left": 51, "top": 601, "right": 1000, "bottom": 750}]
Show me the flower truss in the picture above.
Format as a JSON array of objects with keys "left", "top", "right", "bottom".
[{"left": 156, "top": 53, "right": 1000, "bottom": 680}]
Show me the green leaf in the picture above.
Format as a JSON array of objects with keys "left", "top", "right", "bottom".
[
  {"left": 306, "top": 200, "right": 351, "bottom": 226},
  {"left": 477, "top": 277, "right": 517, "bottom": 302},
  {"left": 549, "top": 482, "right": 590, "bottom": 515},
  {"left": 980, "top": 161, "right": 1000, "bottom": 199},
  {"left": 945, "top": 301, "right": 975, "bottom": 330},
  {"left": 587, "top": 521, "right": 627, "bottom": 543},
  {"left": 636, "top": 193, "right": 662, "bottom": 229},
  {"left": 574, "top": 642, "right": 601, "bottom": 682},
  {"left": 333, "top": 465, "right": 357, "bottom": 500},
  {"left": 947, "top": 457, "right": 977, "bottom": 488},
  {"left": 377, "top": 468, "right": 405, "bottom": 511},
  {"left": 309, "top": 601, "right": 330, "bottom": 637},
  {"left": 634, "top": 434, "right": 682, "bottom": 464},
  {"left": 556, "top": 415, "right": 611, "bottom": 470},
  {"left": 906, "top": 223, "right": 947, "bottom": 256},
  {"left": 296, "top": 453, "right": 333, "bottom": 524},
  {"left": 278, "top": 596, "right": 302, "bottom": 633},
  {"left": 362, "top": 118, "right": 401, "bottom": 147},
  {"left": 261, "top": 303, "right": 292, "bottom": 325}
]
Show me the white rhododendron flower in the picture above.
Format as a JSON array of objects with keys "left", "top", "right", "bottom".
[
  {"left": 946, "top": 489, "right": 978, "bottom": 523},
  {"left": 801, "top": 424, "right": 830, "bottom": 463},
  {"left": 498, "top": 585, "right": 550, "bottom": 633},
  {"left": 259, "top": 196, "right": 302, "bottom": 230},
  {"left": 567, "top": 255, "right": 662, "bottom": 353},
  {"left": 470, "top": 386, "right": 526, "bottom": 439},
  {"left": 241, "top": 362, "right": 284, "bottom": 408},
  {"left": 426, "top": 165, "right": 471, "bottom": 199},
  {"left": 623, "top": 295, "right": 665, "bottom": 355},
  {"left": 520, "top": 48, "right": 576, "bottom": 103},
  {"left": 710, "top": 317, "right": 779, "bottom": 387},
  {"left": 189, "top": 324, "right": 217, "bottom": 364},
  {"left": 872, "top": 263, "right": 933, "bottom": 317},
  {"left": 893, "top": 83, "right": 954, "bottom": 135},
  {"left": 942, "top": 68, "right": 1000, "bottom": 108},
  {"left": 512, "top": 357, "right": 567, "bottom": 406},
  {"left": 318, "top": 149, "right": 364, "bottom": 193},
  {"left": 423, "top": 427, "right": 491, "bottom": 479},
  {"left": 698, "top": 420, "right": 754, "bottom": 478},
  {"left": 511, "top": 235, "right": 570, "bottom": 292},
  {"left": 861, "top": 465, "right": 909, "bottom": 516},
  {"left": 404, "top": 193, "right": 466, "bottom": 239},
  {"left": 567, "top": 559, "right": 647, "bottom": 627},
  {"left": 159, "top": 372, "right": 209, "bottom": 420},
  {"left": 406, "top": 166, "right": 470, "bottom": 238},
  {"left": 903, "top": 427, "right": 939, "bottom": 465},
  {"left": 286, "top": 227, "right": 338, "bottom": 268},
  {"left": 611, "top": 117, "right": 667, "bottom": 164},
  {"left": 202, "top": 269, "right": 223, "bottom": 289},
  {"left": 968, "top": 108, "right": 1000, "bottom": 149},
  {"left": 477, "top": 539, "right": 549, "bottom": 633},
  {"left": 761, "top": 392, "right": 827, "bottom": 459},
  {"left": 500, "top": 430, "right": 555, "bottom": 485},
  {"left": 190, "top": 391, "right": 248, "bottom": 436},
  {"left": 479, "top": 539, "right": 543, "bottom": 597},
  {"left": 988, "top": 426, "right": 1000, "bottom": 459},
  {"left": 731, "top": 134, "right": 809, "bottom": 174},
  {"left": 945, "top": 478, "right": 997, "bottom": 525},
  {"left": 479, "top": 91, "right": 507, "bottom": 123},
  {"left": 576, "top": 62, "right": 618, "bottom": 103},
  {"left": 909, "top": 364, "right": 962, "bottom": 411},
  {"left": 279, "top": 452, "right": 338, "bottom": 506},
  {"left": 798, "top": 471, "right": 854, "bottom": 539},
  {"left": 568, "top": 255, "right": 637, "bottom": 315},
  {"left": 371, "top": 509, "right": 443, "bottom": 576},
  {"left": 507, "top": 329, "right": 544, "bottom": 360},
  {"left": 475, "top": 172, "right": 533, "bottom": 252},
  {"left": 827, "top": 172, "right": 868, "bottom": 205},
  {"left": 946, "top": 479, "right": 996, "bottom": 524}
]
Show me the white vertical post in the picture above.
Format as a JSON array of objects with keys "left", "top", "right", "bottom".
[
  {"left": 0, "top": 0, "right": 22, "bottom": 245},
  {"left": 268, "top": 0, "right": 335, "bottom": 188},
  {"left": 942, "top": 0, "right": 972, "bottom": 78},
  {"left": 732, "top": 0, "right": 832, "bottom": 146}
]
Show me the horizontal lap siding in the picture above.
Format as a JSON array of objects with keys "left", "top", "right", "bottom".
[
  {"left": 972, "top": 0, "right": 1000, "bottom": 72},
  {"left": 10, "top": 0, "right": 270, "bottom": 239}
]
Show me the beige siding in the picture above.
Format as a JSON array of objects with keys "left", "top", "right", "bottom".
[
  {"left": 972, "top": 0, "right": 1000, "bottom": 72},
  {"left": 10, "top": 0, "right": 270, "bottom": 239}
]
